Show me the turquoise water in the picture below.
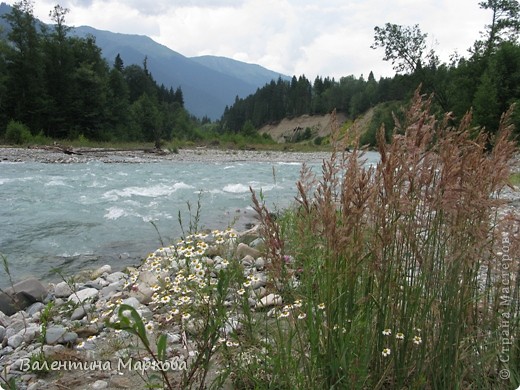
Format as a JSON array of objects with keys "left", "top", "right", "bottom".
[{"left": 0, "top": 153, "right": 379, "bottom": 287}]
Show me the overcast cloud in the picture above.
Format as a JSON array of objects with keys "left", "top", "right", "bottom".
[{"left": 18, "top": 0, "right": 491, "bottom": 79}]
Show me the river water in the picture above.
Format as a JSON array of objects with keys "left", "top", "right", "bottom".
[{"left": 0, "top": 152, "right": 379, "bottom": 288}]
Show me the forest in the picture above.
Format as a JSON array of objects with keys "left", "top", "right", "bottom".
[
  {"left": 220, "top": 0, "right": 520, "bottom": 145},
  {"left": 1, "top": 0, "right": 520, "bottom": 147},
  {"left": 0, "top": 1, "right": 196, "bottom": 146}
]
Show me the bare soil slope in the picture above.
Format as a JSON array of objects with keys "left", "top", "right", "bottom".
[{"left": 258, "top": 112, "right": 349, "bottom": 143}]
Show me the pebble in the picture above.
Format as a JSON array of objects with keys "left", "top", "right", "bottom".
[
  {"left": 71, "top": 305, "right": 89, "bottom": 321},
  {"left": 256, "top": 293, "right": 282, "bottom": 308},
  {"left": 45, "top": 326, "right": 78, "bottom": 345},
  {"left": 8, "top": 333, "right": 24, "bottom": 349},
  {"left": 92, "top": 380, "right": 108, "bottom": 389},
  {"left": 68, "top": 287, "right": 99, "bottom": 304},
  {"left": 121, "top": 297, "right": 141, "bottom": 309},
  {"left": 106, "top": 271, "right": 126, "bottom": 283},
  {"left": 54, "top": 281, "right": 73, "bottom": 298},
  {"left": 91, "top": 265, "right": 112, "bottom": 279},
  {"left": 25, "top": 302, "right": 45, "bottom": 317},
  {"left": 0, "top": 222, "right": 279, "bottom": 390},
  {"left": 255, "top": 257, "right": 265, "bottom": 270}
]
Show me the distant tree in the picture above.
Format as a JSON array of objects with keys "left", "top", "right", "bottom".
[
  {"left": 42, "top": 4, "right": 75, "bottom": 137},
  {"left": 174, "top": 86, "right": 184, "bottom": 107},
  {"left": 3, "top": 0, "right": 47, "bottom": 131},
  {"left": 48, "top": 4, "right": 70, "bottom": 43},
  {"left": 114, "top": 53, "right": 124, "bottom": 71},
  {"left": 131, "top": 93, "right": 161, "bottom": 145},
  {"left": 0, "top": 29, "right": 9, "bottom": 130},
  {"left": 124, "top": 64, "right": 157, "bottom": 102},
  {"left": 371, "top": 23, "right": 435, "bottom": 74},
  {"left": 478, "top": 0, "right": 520, "bottom": 55}
]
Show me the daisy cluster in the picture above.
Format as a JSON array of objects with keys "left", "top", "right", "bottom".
[
  {"left": 122, "top": 229, "right": 238, "bottom": 326},
  {"left": 381, "top": 327, "right": 423, "bottom": 357}
]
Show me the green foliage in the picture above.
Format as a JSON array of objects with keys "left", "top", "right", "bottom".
[
  {"left": 243, "top": 92, "right": 519, "bottom": 388},
  {"left": 360, "top": 101, "right": 403, "bottom": 146},
  {"left": 5, "top": 120, "right": 31, "bottom": 144},
  {"left": 0, "top": 2, "right": 196, "bottom": 143},
  {"left": 371, "top": 23, "right": 435, "bottom": 74}
]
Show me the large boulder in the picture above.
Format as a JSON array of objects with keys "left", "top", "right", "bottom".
[{"left": 0, "top": 277, "right": 48, "bottom": 316}]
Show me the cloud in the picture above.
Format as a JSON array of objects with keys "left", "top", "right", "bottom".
[{"left": 24, "top": 0, "right": 491, "bottom": 79}]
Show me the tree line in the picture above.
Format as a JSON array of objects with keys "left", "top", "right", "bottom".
[
  {"left": 2, "top": 0, "right": 519, "bottom": 147},
  {"left": 220, "top": 0, "right": 520, "bottom": 145},
  {"left": 0, "top": 1, "right": 197, "bottom": 145}
]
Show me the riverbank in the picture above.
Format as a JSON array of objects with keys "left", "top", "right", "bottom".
[
  {"left": 0, "top": 146, "right": 334, "bottom": 164},
  {"left": 1, "top": 143, "right": 519, "bottom": 389}
]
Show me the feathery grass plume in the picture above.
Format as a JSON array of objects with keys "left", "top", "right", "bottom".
[{"left": 249, "top": 88, "right": 519, "bottom": 389}]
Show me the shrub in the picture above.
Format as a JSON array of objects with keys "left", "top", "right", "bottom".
[{"left": 5, "top": 120, "right": 32, "bottom": 145}]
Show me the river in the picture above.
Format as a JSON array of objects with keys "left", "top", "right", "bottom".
[{"left": 0, "top": 151, "right": 380, "bottom": 288}]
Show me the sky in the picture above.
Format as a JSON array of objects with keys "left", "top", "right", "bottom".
[{"left": 12, "top": 0, "right": 491, "bottom": 80}]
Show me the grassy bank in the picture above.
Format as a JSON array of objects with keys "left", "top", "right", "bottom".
[
  {"left": 106, "top": 91, "right": 519, "bottom": 389},
  {"left": 2, "top": 91, "right": 518, "bottom": 390}
]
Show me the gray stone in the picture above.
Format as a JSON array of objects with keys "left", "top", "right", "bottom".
[
  {"left": 62, "top": 331, "right": 78, "bottom": 344},
  {"left": 138, "top": 270, "right": 158, "bottom": 285},
  {"left": 6, "top": 319, "right": 26, "bottom": 339},
  {"left": 0, "top": 346, "right": 13, "bottom": 357},
  {"left": 129, "top": 283, "right": 153, "bottom": 304},
  {"left": 71, "top": 305, "right": 88, "bottom": 321},
  {"left": 255, "top": 257, "right": 265, "bottom": 270},
  {"left": 121, "top": 297, "right": 141, "bottom": 309},
  {"left": 250, "top": 273, "right": 266, "bottom": 289},
  {"left": 241, "top": 255, "right": 255, "bottom": 267},
  {"left": 167, "top": 333, "right": 181, "bottom": 343},
  {"left": 0, "top": 277, "right": 48, "bottom": 315},
  {"left": 0, "top": 310, "right": 11, "bottom": 326},
  {"left": 45, "top": 326, "right": 77, "bottom": 345},
  {"left": 137, "top": 306, "right": 153, "bottom": 321},
  {"left": 91, "top": 264, "right": 112, "bottom": 279},
  {"left": 100, "top": 281, "right": 124, "bottom": 298},
  {"left": 28, "top": 380, "right": 48, "bottom": 390},
  {"left": 19, "top": 325, "right": 40, "bottom": 343},
  {"left": 68, "top": 287, "right": 98, "bottom": 304},
  {"left": 54, "top": 281, "right": 73, "bottom": 298},
  {"left": 250, "top": 237, "right": 265, "bottom": 248},
  {"left": 10, "top": 357, "right": 27, "bottom": 371},
  {"left": 8, "top": 333, "right": 24, "bottom": 348},
  {"left": 25, "top": 302, "right": 45, "bottom": 316},
  {"left": 110, "top": 376, "right": 132, "bottom": 388},
  {"left": 106, "top": 271, "right": 126, "bottom": 283},
  {"left": 0, "top": 325, "right": 5, "bottom": 340},
  {"left": 45, "top": 326, "right": 67, "bottom": 344},
  {"left": 256, "top": 293, "right": 282, "bottom": 308},
  {"left": 92, "top": 380, "right": 108, "bottom": 389},
  {"left": 239, "top": 224, "right": 260, "bottom": 240}
]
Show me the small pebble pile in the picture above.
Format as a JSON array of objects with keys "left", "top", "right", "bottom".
[{"left": 0, "top": 225, "right": 289, "bottom": 390}]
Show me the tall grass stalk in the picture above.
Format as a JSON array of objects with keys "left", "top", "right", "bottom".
[{"left": 249, "top": 90, "right": 519, "bottom": 388}]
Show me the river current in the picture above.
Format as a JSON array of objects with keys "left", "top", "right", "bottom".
[{"left": 0, "top": 152, "right": 379, "bottom": 288}]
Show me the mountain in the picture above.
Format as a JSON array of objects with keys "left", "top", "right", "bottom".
[
  {"left": 190, "top": 55, "right": 287, "bottom": 89},
  {"left": 0, "top": 2, "right": 290, "bottom": 119},
  {"left": 72, "top": 27, "right": 291, "bottom": 120}
]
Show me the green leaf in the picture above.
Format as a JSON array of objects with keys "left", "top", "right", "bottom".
[{"left": 156, "top": 334, "right": 167, "bottom": 361}]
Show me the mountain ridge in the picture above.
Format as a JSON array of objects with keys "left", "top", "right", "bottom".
[
  {"left": 0, "top": 2, "right": 290, "bottom": 120},
  {"left": 71, "top": 25, "right": 290, "bottom": 120}
]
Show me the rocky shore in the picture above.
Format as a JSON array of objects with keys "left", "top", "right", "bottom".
[
  {"left": 0, "top": 146, "right": 334, "bottom": 164},
  {"left": 1, "top": 146, "right": 519, "bottom": 389},
  {"left": 0, "top": 226, "right": 276, "bottom": 389}
]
